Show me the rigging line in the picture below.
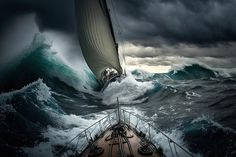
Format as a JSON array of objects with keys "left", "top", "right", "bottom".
[
  {"left": 108, "top": 136, "right": 115, "bottom": 157},
  {"left": 102, "top": 0, "right": 118, "bottom": 45},
  {"left": 174, "top": 143, "right": 180, "bottom": 157},
  {"left": 109, "top": 0, "right": 127, "bottom": 74},
  {"left": 168, "top": 139, "right": 175, "bottom": 157},
  {"left": 123, "top": 133, "right": 134, "bottom": 156},
  {"left": 109, "top": 0, "right": 123, "bottom": 35},
  {"left": 118, "top": 134, "right": 124, "bottom": 157}
]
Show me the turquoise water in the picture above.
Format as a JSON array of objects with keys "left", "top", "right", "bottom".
[{"left": 0, "top": 34, "right": 236, "bottom": 157}]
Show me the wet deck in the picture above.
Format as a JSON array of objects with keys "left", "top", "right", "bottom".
[{"left": 80, "top": 124, "right": 164, "bottom": 157}]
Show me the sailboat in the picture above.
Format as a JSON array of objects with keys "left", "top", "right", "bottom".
[
  {"left": 55, "top": 98, "right": 194, "bottom": 157},
  {"left": 75, "top": 0, "right": 124, "bottom": 87},
  {"left": 57, "top": 1, "right": 194, "bottom": 157}
]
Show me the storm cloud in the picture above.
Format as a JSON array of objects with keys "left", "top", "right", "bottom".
[
  {"left": 111, "top": 0, "right": 236, "bottom": 72},
  {"left": 0, "top": 0, "right": 236, "bottom": 72},
  {"left": 1, "top": 0, "right": 236, "bottom": 46},
  {"left": 0, "top": 0, "right": 76, "bottom": 34},
  {"left": 115, "top": 0, "right": 236, "bottom": 46}
]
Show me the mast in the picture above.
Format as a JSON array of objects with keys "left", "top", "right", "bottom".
[
  {"left": 102, "top": 0, "right": 127, "bottom": 75},
  {"left": 99, "top": 0, "right": 118, "bottom": 51}
]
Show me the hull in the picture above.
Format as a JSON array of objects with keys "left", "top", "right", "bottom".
[
  {"left": 75, "top": 0, "right": 123, "bottom": 83},
  {"left": 55, "top": 102, "right": 194, "bottom": 157},
  {"left": 102, "top": 74, "right": 125, "bottom": 91},
  {"left": 79, "top": 123, "right": 165, "bottom": 157}
]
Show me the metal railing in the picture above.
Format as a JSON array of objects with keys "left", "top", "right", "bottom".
[
  {"left": 120, "top": 109, "right": 194, "bottom": 157},
  {"left": 54, "top": 110, "right": 118, "bottom": 157},
  {"left": 55, "top": 108, "right": 194, "bottom": 157}
]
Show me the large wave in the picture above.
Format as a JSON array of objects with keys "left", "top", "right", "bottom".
[
  {"left": 180, "top": 116, "right": 236, "bottom": 157},
  {"left": 0, "top": 33, "right": 229, "bottom": 98},
  {"left": 0, "top": 32, "right": 236, "bottom": 157},
  {"left": 0, "top": 79, "right": 62, "bottom": 156},
  {"left": 132, "top": 64, "right": 222, "bottom": 81},
  {"left": 0, "top": 33, "right": 100, "bottom": 93},
  {"left": 0, "top": 78, "right": 109, "bottom": 157}
]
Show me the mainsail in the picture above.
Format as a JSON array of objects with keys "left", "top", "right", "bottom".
[{"left": 75, "top": 0, "right": 123, "bottom": 84}]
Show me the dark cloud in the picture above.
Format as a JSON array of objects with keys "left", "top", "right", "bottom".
[
  {"left": 114, "top": 0, "right": 236, "bottom": 46},
  {"left": 0, "top": 0, "right": 76, "bottom": 34},
  {"left": 0, "top": 0, "right": 77, "bottom": 60},
  {"left": 1, "top": 0, "right": 236, "bottom": 46},
  {"left": 0, "top": 0, "right": 236, "bottom": 70},
  {"left": 122, "top": 42, "right": 236, "bottom": 58},
  {"left": 121, "top": 41, "right": 236, "bottom": 69}
]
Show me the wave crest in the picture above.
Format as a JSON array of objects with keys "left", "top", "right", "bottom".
[{"left": 0, "top": 33, "right": 100, "bottom": 92}]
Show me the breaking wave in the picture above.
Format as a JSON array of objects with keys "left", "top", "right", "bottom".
[
  {"left": 132, "top": 64, "right": 222, "bottom": 81},
  {"left": 181, "top": 116, "right": 236, "bottom": 157},
  {"left": 0, "top": 34, "right": 99, "bottom": 93},
  {"left": 0, "top": 33, "right": 236, "bottom": 157}
]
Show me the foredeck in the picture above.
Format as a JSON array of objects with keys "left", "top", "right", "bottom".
[
  {"left": 55, "top": 106, "right": 194, "bottom": 157},
  {"left": 80, "top": 124, "right": 163, "bottom": 157}
]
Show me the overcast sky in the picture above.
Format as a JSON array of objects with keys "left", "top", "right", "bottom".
[{"left": 0, "top": 0, "right": 236, "bottom": 73}]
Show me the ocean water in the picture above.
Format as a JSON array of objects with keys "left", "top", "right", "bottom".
[{"left": 0, "top": 34, "right": 236, "bottom": 157}]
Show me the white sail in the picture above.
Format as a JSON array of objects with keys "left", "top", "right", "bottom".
[{"left": 75, "top": 0, "right": 122, "bottom": 83}]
